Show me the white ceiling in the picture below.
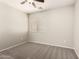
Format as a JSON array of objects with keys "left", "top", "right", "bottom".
[{"left": 0, "top": 0, "right": 75, "bottom": 13}]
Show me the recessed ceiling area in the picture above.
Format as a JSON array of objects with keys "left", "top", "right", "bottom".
[{"left": 0, "top": 0, "right": 75, "bottom": 13}]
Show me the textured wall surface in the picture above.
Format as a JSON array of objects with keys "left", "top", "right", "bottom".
[
  {"left": 29, "top": 6, "right": 74, "bottom": 48},
  {"left": 0, "top": 2, "right": 28, "bottom": 50}
]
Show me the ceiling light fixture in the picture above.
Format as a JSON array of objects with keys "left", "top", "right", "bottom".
[{"left": 20, "top": 0, "right": 44, "bottom": 9}]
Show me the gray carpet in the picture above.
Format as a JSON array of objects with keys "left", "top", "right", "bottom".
[{"left": 0, "top": 42, "right": 78, "bottom": 59}]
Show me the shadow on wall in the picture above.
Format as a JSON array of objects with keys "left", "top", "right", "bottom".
[{"left": 0, "top": 31, "right": 28, "bottom": 50}]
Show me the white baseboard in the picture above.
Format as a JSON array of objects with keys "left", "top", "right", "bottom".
[
  {"left": 0, "top": 41, "right": 26, "bottom": 52},
  {"left": 30, "top": 41, "right": 74, "bottom": 49}
]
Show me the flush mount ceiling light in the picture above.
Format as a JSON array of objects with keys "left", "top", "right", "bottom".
[{"left": 20, "top": 0, "right": 44, "bottom": 9}]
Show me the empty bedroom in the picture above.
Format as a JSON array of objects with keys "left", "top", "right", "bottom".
[{"left": 0, "top": 0, "right": 79, "bottom": 59}]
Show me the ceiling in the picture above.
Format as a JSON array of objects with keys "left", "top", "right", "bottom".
[{"left": 0, "top": 0, "right": 75, "bottom": 13}]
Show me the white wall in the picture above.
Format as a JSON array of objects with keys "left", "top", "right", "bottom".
[
  {"left": 74, "top": 0, "right": 79, "bottom": 57},
  {"left": 29, "top": 6, "right": 74, "bottom": 48},
  {"left": 0, "top": 2, "right": 28, "bottom": 50}
]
